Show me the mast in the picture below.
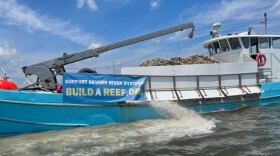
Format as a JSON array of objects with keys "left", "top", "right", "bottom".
[{"left": 264, "top": 13, "right": 267, "bottom": 35}]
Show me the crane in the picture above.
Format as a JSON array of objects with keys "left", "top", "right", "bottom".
[{"left": 22, "top": 22, "right": 195, "bottom": 90}]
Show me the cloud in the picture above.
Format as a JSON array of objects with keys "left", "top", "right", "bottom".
[
  {"left": 87, "top": 0, "right": 99, "bottom": 11},
  {"left": 0, "top": 43, "right": 26, "bottom": 82},
  {"left": 152, "top": 38, "right": 160, "bottom": 43},
  {"left": 77, "top": 0, "right": 99, "bottom": 11},
  {"left": 180, "top": 0, "right": 274, "bottom": 26},
  {"left": 77, "top": 0, "right": 85, "bottom": 9},
  {"left": 0, "top": 43, "right": 16, "bottom": 58},
  {"left": 176, "top": 0, "right": 280, "bottom": 37},
  {"left": 270, "top": 0, "right": 280, "bottom": 16},
  {"left": 89, "top": 43, "right": 101, "bottom": 49},
  {"left": 0, "top": 0, "right": 100, "bottom": 46},
  {"left": 150, "top": 0, "right": 162, "bottom": 9}
]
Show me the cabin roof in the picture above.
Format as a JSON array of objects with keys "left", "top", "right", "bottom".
[{"left": 203, "top": 34, "right": 280, "bottom": 47}]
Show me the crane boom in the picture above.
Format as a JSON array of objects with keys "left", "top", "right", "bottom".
[{"left": 22, "top": 22, "right": 194, "bottom": 90}]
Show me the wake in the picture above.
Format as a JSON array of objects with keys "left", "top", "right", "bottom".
[{"left": 0, "top": 101, "right": 217, "bottom": 155}]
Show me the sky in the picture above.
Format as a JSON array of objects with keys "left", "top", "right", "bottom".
[{"left": 0, "top": 0, "right": 280, "bottom": 85}]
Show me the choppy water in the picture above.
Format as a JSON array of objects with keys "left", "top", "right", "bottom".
[{"left": 0, "top": 101, "right": 280, "bottom": 156}]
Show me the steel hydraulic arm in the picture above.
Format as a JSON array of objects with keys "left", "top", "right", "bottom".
[{"left": 22, "top": 22, "right": 194, "bottom": 90}]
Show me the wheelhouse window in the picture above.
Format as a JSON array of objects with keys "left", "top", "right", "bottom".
[
  {"left": 213, "top": 41, "right": 222, "bottom": 53},
  {"left": 272, "top": 37, "right": 280, "bottom": 49},
  {"left": 219, "top": 39, "right": 230, "bottom": 52},
  {"left": 268, "top": 37, "right": 272, "bottom": 48},
  {"left": 241, "top": 37, "right": 249, "bottom": 49},
  {"left": 228, "top": 38, "right": 241, "bottom": 50},
  {"left": 208, "top": 44, "right": 215, "bottom": 55},
  {"left": 250, "top": 37, "right": 259, "bottom": 54},
  {"left": 259, "top": 38, "right": 268, "bottom": 49}
]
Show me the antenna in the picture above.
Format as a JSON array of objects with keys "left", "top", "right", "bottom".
[
  {"left": 1, "top": 68, "right": 8, "bottom": 80},
  {"left": 264, "top": 13, "right": 267, "bottom": 35}
]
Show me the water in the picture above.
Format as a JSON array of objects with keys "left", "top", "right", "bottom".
[{"left": 0, "top": 101, "right": 279, "bottom": 156}]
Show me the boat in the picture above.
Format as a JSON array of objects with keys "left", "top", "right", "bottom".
[
  {"left": 0, "top": 22, "right": 195, "bottom": 134},
  {"left": 1, "top": 13, "right": 279, "bottom": 134}
]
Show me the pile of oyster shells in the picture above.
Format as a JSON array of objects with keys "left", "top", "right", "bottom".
[{"left": 139, "top": 54, "right": 220, "bottom": 66}]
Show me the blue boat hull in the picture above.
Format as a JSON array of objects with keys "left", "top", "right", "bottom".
[
  {"left": 0, "top": 90, "right": 160, "bottom": 133},
  {"left": 0, "top": 81, "right": 279, "bottom": 134},
  {"left": 260, "top": 82, "right": 280, "bottom": 105}
]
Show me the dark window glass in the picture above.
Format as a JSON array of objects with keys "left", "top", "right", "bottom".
[
  {"left": 228, "top": 38, "right": 241, "bottom": 50},
  {"left": 272, "top": 37, "right": 280, "bottom": 49},
  {"left": 268, "top": 37, "right": 272, "bottom": 48},
  {"left": 213, "top": 41, "right": 222, "bottom": 53},
  {"left": 241, "top": 37, "right": 249, "bottom": 49},
  {"left": 219, "top": 39, "right": 230, "bottom": 52},
  {"left": 250, "top": 37, "right": 258, "bottom": 45},
  {"left": 208, "top": 44, "right": 215, "bottom": 55},
  {"left": 250, "top": 37, "right": 259, "bottom": 54},
  {"left": 260, "top": 38, "right": 268, "bottom": 49}
]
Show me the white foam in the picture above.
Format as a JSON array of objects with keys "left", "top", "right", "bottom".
[{"left": 148, "top": 100, "right": 216, "bottom": 137}]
